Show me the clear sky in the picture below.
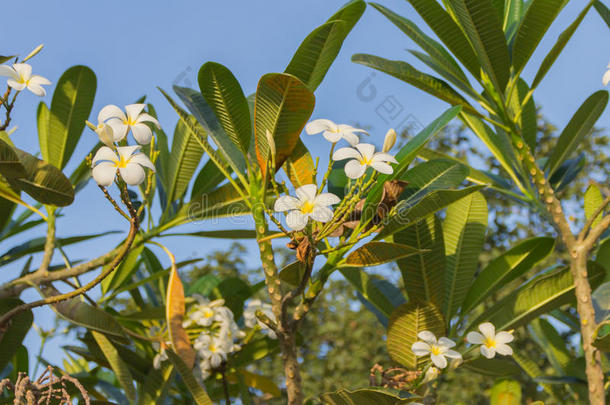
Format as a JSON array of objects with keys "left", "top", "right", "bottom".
[{"left": 1, "top": 0, "right": 609, "bottom": 371}]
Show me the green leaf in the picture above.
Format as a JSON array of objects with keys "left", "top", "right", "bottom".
[
  {"left": 198, "top": 62, "right": 251, "bottom": 154},
  {"left": 511, "top": 0, "right": 568, "bottom": 74},
  {"left": 403, "top": 0, "right": 480, "bottom": 79},
  {"left": 468, "top": 264, "right": 606, "bottom": 331},
  {"left": 0, "top": 298, "right": 33, "bottom": 372},
  {"left": 400, "top": 159, "right": 469, "bottom": 204},
  {"left": 283, "top": 139, "right": 316, "bottom": 188},
  {"left": 178, "top": 182, "right": 251, "bottom": 225},
  {"left": 447, "top": 0, "right": 511, "bottom": 91},
  {"left": 164, "top": 116, "right": 205, "bottom": 208},
  {"left": 166, "top": 349, "right": 213, "bottom": 405},
  {"left": 584, "top": 184, "right": 604, "bottom": 229},
  {"left": 228, "top": 369, "right": 281, "bottom": 398},
  {"left": 508, "top": 79, "right": 537, "bottom": 151},
  {"left": 163, "top": 229, "right": 256, "bottom": 239},
  {"left": 190, "top": 158, "right": 228, "bottom": 201},
  {"left": 320, "top": 387, "right": 420, "bottom": 404},
  {"left": 92, "top": 331, "right": 136, "bottom": 401},
  {"left": 462, "top": 237, "right": 555, "bottom": 314},
  {"left": 442, "top": 192, "right": 488, "bottom": 320},
  {"left": 395, "top": 215, "right": 445, "bottom": 309},
  {"left": 463, "top": 358, "right": 522, "bottom": 377},
  {"left": 352, "top": 54, "right": 478, "bottom": 115},
  {"left": 512, "top": 352, "right": 559, "bottom": 398},
  {"left": 0, "top": 135, "right": 26, "bottom": 178},
  {"left": 532, "top": 1, "right": 596, "bottom": 89},
  {"left": 375, "top": 185, "right": 486, "bottom": 240},
  {"left": 342, "top": 242, "right": 422, "bottom": 267},
  {"left": 9, "top": 149, "right": 75, "bottom": 206},
  {"left": 594, "top": 1, "right": 610, "bottom": 28},
  {"left": 545, "top": 90, "right": 608, "bottom": 176},
  {"left": 592, "top": 282, "right": 610, "bottom": 323},
  {"left": 279, "top": 261, "right": 305, "bottom": 287},
  {"left": 340, "top": 269, "right": 405, "bottom": 320},
  {"left": 387, "top": 301, "right": 445, "bottom": 369},
  {"left": 172, "top": 85, "right": 247, "bottom": 176},
  {"left": 530, "top": 318, "right": 584, "bottom": 379},
  {"left": 361, "top": 106, "right": 463, "bottom": 225},
  {"left": 0, "top": 55, "right": 15, "bottom": 64},
  {"left": 45, "top": 65, "right": 97, "bottom": 169},
  {"left": 231, "top": 337, "right": 279, "bottom": 368},
  {"left": 490, "top": 379, "right": 521, "bottom": 405},
  {"left": 254, "top": 73, "right": 315, "bottom": 173},
  {"left": 101, "top": 239, "right": 144, "bottom": 295}
]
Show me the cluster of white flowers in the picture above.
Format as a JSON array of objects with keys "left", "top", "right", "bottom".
[
  {"left": 0, "top": 63, "right": 50, "bottom": 97},
  {"left": 88, "top": 104, "right": 160, "bottom": 187},
  {"left": 411, "top": 322, "right": 514, "bottom": 370},
  {"left": 243, "top": 299, "right": 278, "bottom": 339},
  {"left": 274, "top": 119, "right": 398, "bottom": 231}
]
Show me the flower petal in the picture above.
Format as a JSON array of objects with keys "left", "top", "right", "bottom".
[
  {"left": 310, "top": 206, "right": 333, "bottom": 223},
  {"left": 430, "top": 353, "right": 447, "bottom": 369},
  {"left": 337, "top": 124, "right": 368, "bottom": 135},
  {"left": 372, "top": 152, "right": 398, "bottom": 164},
  {"left": 129, "top": 153, "right": 156, "bottom": 171},
  {"left": 314, "top": 192, "right": 341, "bottom": 207},
  {"left": 0, "top": 65, "right": 18, "bottom": 80},
  {"left": 480, "top": 345, "right": 496, "bottom": 359},
  {"left": 332, "top": 147, "right": 361, "bottom": 161},
  {"left": 341, "top": 132, "right": 360, "bottom": 146},
  {"left": 295, "top": 184, "right": 317, "bottom": 203},
  {"left": 125, "top": 103, "right": 146, "bottom": 121},
  {"left": 12, "top": 63, "right": 32, "bottom": 80},
  {"left": 494, "top": 331, "right": 514, "bottom": 344},
  {"left": 603, "top": 70, "right": 610, "bottom": 87},
  {"left": 92, "top": 146, "right": 118, "bottom": 165},
  {"left": 92, "top": 162, "right": 117, "bottom": 186},
  {"left": 355, "top": 143, "right": 375, "bottom": 159},
  {"left": 466, "top": 331, "right": 485, "bottom": 345},
  {"left": 28, "top": 75, "right": 51, "bottom": 86},
  {"left": 478, "top": 322, "right": 496, "bottom": 339},
  {"left": 98, "top": 104, "right": 126, "bottom": 123},
  {"left": 26, "top": 84, "right": 46, "bottom": 97},
  {"left": 119, "top": 164, "right": 146, "bottom": 186},
  {"left": 131, "top": 123, "right": 153, "bottom": 145},
  {"left": 135, "top": 112, "right": 160, "bottom": 128},
  {"left": 108, "top": 120, "right": 129, "bottom": 142},
  {"left": 305, "top": 119, "right": 336, "bottom": 134},
  {"left": 370, "top": 161, "right": 393, "bottom": 175},
  {"left": 7, "top": 80, "right": 26, "bottom": 91},
  {"left": 274, "top": 196, "right": 300, "bottom": 212},
  {"left": 438, "top": 337, "right": 456, "bottom": 349},
  {"left": 322, "top": 130, "right": 342, "bottom": 143},
  {"left": 344, "top": 159, "right": 366, "bottom": 179},
  {"left": 116, "top": 145, "right": 141, "bottom": 161},
  {"left": 495, "top": 343, "right": 513, "bottom": 356},
  {"left": 411, "top": 341, "right": 431, "bottom": 356},
  {"left": 285, "top": 210, "right": 308, "bottom": 231},
  {"left": 417, "top": 331, "right": 437, "bottom": 344},
  {"left": 444, "top": 349, "right": 462, "bottom": 359}
]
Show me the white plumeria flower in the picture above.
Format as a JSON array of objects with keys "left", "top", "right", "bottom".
[
  {"left": 603, "top": 62, "right": 610, "bottom": 86},
  {"left": 466, "top": 322, "right": 514, "bottom": 359},
  {"left": 244, "top": 299, "right": 277, "bottom": 339},
  {"left": 152, "top": 341, "right": 170, "bottom": 370},
  {"left": 183, "top": 296, "right": 226, "bottom": 328},
  {"left": 91, "top": 145, "right": 155, "bottom": 187},
  {"left": 0, "top": 63, "right": 50, "bottom": 96},
  {"left": 274, "top": 184, "right": 340, "bottom": 231},
  {"left": 305, "top": 118, "right": 367, "bottom": 146},
  {"left": 411, "top": 331, "right": 462, "bottom": 369},
  {"left": 98, "top": 104, "right": 160, "bottom": 145},
  {"left": 332, "top": 143, "right": 398, "bottom": 179},
  {"left": 194, "top": 334, "right": 228, "bottom": 368}
]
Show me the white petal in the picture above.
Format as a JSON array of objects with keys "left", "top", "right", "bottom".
[
  {"left": 98, "top": 104, "right": 126, "bottom": 123},
  {"left": 322, "top": 130, "right": 342, "bottom": 143},
  {"left": 116, "top": 145, "right": 141, "bottom": 161},
  {"left": 370, "top": 161, "right": 393, "bottom": 175},
  {"left": 332, "top": 147, "right": 361, "bottom": 161},
  {"left": 603, "top": 70, "right": 610, "bottom": 86},
  {"left": 344, "top": 159, "right": 366, "bottom": 179},
  {"left": 92, "top": 162, "right": 117, "bottom": 186},
  {"left": 444, "top": 349, "right": 462, "bottom": 359},
  {"left": 7, "top": 80, "right": 26, "bottom": 91},
  {"left": 495, "top": 344, "right": 513, "bottom": 356},
  {"left": 466, "top": 331, "right": 485, "bottom": 345},
  {"left": 417, "top": 331, "right": 437, "bottom": 344},
  {"left": 295, "top": 184, "right": 317, "bottom": 203},
  {"left": 430, "top": 354, "right": 447, "bottom": 369},
  {"left": 286, "top": 210, "right": 309, "bottom": 231},
  {"left": 274, "top": 195, "right": 300, "bottom": 212},
  {"left": 96, "top": 124, "right": 115, "bottom": 146},
  {"left": 0, "top": 65, "right": 18, "bottom": 80},
  {"left": 125, "top": 103, "right": 146, "bottom": 121},
  {"left": 337, "top": 124, "right": 368, "bottom": 135},
  {"left": 341, "top": 132, "right": 360, "bottom": 146},
  {"left": 495, "top": 331, "right": 514, "bottom": 344},
  {"left": 411, "top": 341, "right": 431, "bottom": 356},
  {"left": 372, "top": 152, "right": 398, "bottom": 164},
  {"left": 28, "top": 75, "right": 51, "bottom": 86},
  {"left": 119, "top": 164, "right": 146, "bottom": 185},
  {"left": 355, "top": 143, "right": 375, "bottom": 159},
  {"left": 92, "top": 146, "right": 119, "bottom": 165},
  {"left": 131, "top": 123, "right": 153, "bottom": 145},
  {"left": 480, "top": 345, "right": 496, "bottom": 359},
  {"left": 136, "top": 112, "right": 160, "bottom": 128},
  {"left": 129, "top": 153, "right": 156, "bottom": 171},
  {"left": 12, "top": 63, "right": 32, "bottom": 80},
  {"left": 26, "top": 84, "right": 46, "bottom": 97},
  {"left": 314, "top": 192, "right": 340, "bottom": 206},
  {"left": 310, "top": 206, "right": 333, "bottom": 223},
  {"left": 438, "top": 337, "right": 456, "bottom": 349},
  {"left": 108, "top": 120, "right": 129, "bottom": 141},
  {"left": 478, "top": 322, "right": 496, "bottom": 340},
  {"left": 305, "top": 118, "right": 336, "bottom": 134}
]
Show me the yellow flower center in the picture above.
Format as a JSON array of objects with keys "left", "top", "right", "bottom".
[
  {"left": 203, "top": 309, "right": 214, "bottom": 318},
  {"left": 300, "top": 201, "right": 315, "bottom": 214},
  {"left": 360, "top": 156, "right": 373, "bottom": 165},
  {"left": 430, "top": 345, "right": 442, "bottom": 356},
  {"left": 123, "top": 118, "right": 137, "bottom": 126},
  {"left": 115, "top": 155, "right": 129, "bottom": 168},
  {"left": 209, "top": 344, "right": 217, "bottom": 353},
  {"left": 484, "top": 337, "right": 496, "bottom": 349}
]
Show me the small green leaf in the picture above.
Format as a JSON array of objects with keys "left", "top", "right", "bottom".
[
  {"left": 342, "top": 242, "right": 422, "bottom": 267},
  {"left": 0, "top": 135, "right": 27, "bottom": 178},
  {"left": 584, "top": 184, "right": 604, "bottom": 229},
  {"left": 92, "top": 331, "right": 136, "bottom": 401},
  {"left": 0, "top": 298, "right": 33, "bottom": 373}
]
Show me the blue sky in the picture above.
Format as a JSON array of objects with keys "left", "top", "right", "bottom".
[{"left": 1, "top": 0, "right": 609, "bottom": 371}]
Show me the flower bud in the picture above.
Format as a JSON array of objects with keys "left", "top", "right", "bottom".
[
  {"left": 95, "top": 123, "right": 115, "bottom": 146},
  {"left": 382, "top": 128, "right": 396, "bottom": 152},
  {"left": 265, "top": 129, "right": 276, "bottom": 158},
  {"left": 422, "top": 366, "right": 440, "bottom": 383}
]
